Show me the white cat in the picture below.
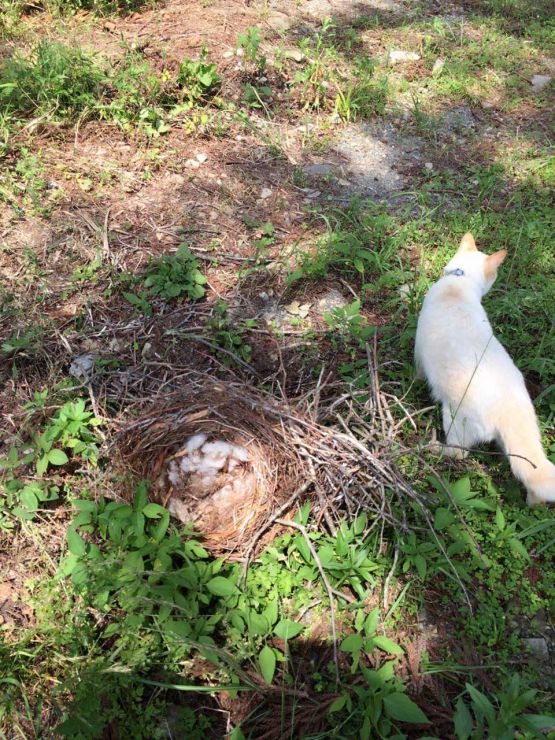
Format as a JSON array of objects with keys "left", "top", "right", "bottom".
[{"left": 415, "top": 233, "right": 555, "bottom": 505}]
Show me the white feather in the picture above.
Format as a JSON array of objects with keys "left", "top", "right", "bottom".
[
  {"left": 202, "top": 440, "right": 233, "bottom": 457},
  {"left": 167, "top": 461, "right": 181, "bottom": 486},
  {"left": 185, "top": 434, "right": 207, "bottom": 453},
  {"left": 231, "top": 445, "right": 249, "bottom": 462}
]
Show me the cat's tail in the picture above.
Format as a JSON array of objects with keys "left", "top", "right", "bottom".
[{"left": 495, "top": 403, "right": 555, "bottom": 504}]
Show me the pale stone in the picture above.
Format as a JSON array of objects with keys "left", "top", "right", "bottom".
[
  {"left": 389, "top": 50, "right": 420, "bottom": 64},
  {"left": 531, "top": 74, "right": 551, "bottom": 92},
  {"left": 432, "top": 58, "right": 445, "bottom": 75}
]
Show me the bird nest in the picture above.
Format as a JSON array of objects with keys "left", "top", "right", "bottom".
[
  {"left": 115, "top": 380, "right": 306, "bottom": 554},
  {"left": 115, "top": 369, "right": 426, "bottom": 557}
]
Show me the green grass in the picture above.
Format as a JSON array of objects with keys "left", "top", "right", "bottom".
[{"left": 0, "top": 41, "right": 104, "bottom": 119}]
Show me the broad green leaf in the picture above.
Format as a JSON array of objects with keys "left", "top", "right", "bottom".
[
  {"left": 509, "top": 538, "right": 529, "bottom": 560},
  {"left": 294, "top": 502, "right": 311, "bottom": 526},
  {"left": 262, "top": 597, "right": 278, "bottom": 627},
  {"left": 66, "top": 527, "right": 86, "bottom": 556},
  {"left": 108, "top": 518, "right": 122, "bottom": 544},
  {"left": 142, "top": 502, "right": 166, "bottom": 518},
  {"left": 465, "top": 684, "right": 495, "bottom": 723},
  {"left": 259, "top": 645, "right": 276, "bottom": 684},
  {"left": 383, "top": 692, "right": 429, "bottom": 724},
  {"left": 466, "top": 498, "right": 496, "bottom": 511},
  {"left": 12, "top": 507, "right": 35, "bottom": 521},
  {"left": 48, "top": 449, "right": 69, "bottom": 466},
  {"left": 122, "top": 551, "right": 144, "bottom": 573},
  {"left": 57, "top": 553, "right": 79, "bottom": 577},
  {"left": 354, "top": 513, "right": 367, "bottom": 535},
  {"left": 377, "top": 661, "right": 396, "bottom": 682},
  {"left": 454, "top": 698, "right": 473, "bottom": 740},
  {"left": 206, "top": 576, "right": 238, "bottom": 597},
  {"left": 132, "top": 511, "right": 145, "bottom": 537},
  {"left": 360, "top": 716, "right": 371, "bottom": 739},
  {"left": 434, "top": 507, "right": 454, "bottom": 530},
  {"left": 372, "top": 635, "right": 404, "bottom": 655},
  {"left": 36, "top": 454, "right": 49, "bottom": 476},
  {"left": 274, "top": 619, "right": 304, "bottom": 640},
  {"left": 495, "top": 507, "right": 505, "bottom": 531},
  {"left": 74, "top": 499, "right": 97, "bottom": 513},
  {"left": 335, "top": 530, "right": 348, "bottom": 557},
  {"left": 230, "top": 612, "right": 245, "bottom": 632},
  {"left": 134, "top": 482, "right": 149, "bottom": 511},
  {"left": 414, "top": 554, "right": 427, "bottom": 579},
  {"left": 153, "top": 511, "right": 170, "bottom": 542},
  {"left": 522, "top": 714, "right": 555, "bottom": 731},
  {"left": 317, "top": 545, "right": 334, "bottom": 567},
  {"left": 328, "top": 694, "right": 347, "bottom": 713},
  {"left": 72, "top": 511, "right": 92, "bottom": 527},
  {"left": 248, "top": 611, "right": 269, "bottom": 636},
  {"left": 19, "top": 488, "right": 38, "bottom": 510},
  {"left": 450, "top": 477, "right": 472, "bottom": 502},
  {"left": 340, "top": 634, "right": 363, "bottom": 653},
  {"left": 364, "top": 607, "right": 379, "bottom": 637},
  {"left": 165, "top": 620, "right": 192, "bottom": 638}
]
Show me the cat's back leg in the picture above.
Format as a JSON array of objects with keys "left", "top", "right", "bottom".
[{"left": 440, "top": 403, "right": 484, "bottom": 459}]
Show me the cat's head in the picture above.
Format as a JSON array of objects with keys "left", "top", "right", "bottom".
[{"left": 444, "top": 233, "right": 507, "bottom": 296}]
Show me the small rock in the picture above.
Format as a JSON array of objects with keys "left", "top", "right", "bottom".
[
  {"left": 424, "top": 162, "right": 434, "bottom": 170},
  {"left": 523, "top": 637, "right": 549, "bottom": 660},
  {"left": 302, "top": 188, "right": 321, "bottom": 199},
  {"left": 389, "top": 50, "right": 421, "bottom": 64},
  {"left": 432, "top": 58, "right": 445, "bottom": 75},
  {"left": 167, "top": 173, "right": 185, "bottom": 186},
  {"left": 258, "top": 291, "right": 270, "bottom": 302},
  {"left": 185, "top": 159, "right": 200, "bottom": 169},
  {"left": 284, "top": 47, "right": 305, "bottom": 63},
  {"left": 442, "top": 107, "right": 476, "bottom": 133},
  {"left": 141, "top": 342, "right": 154, "bottom": 358},
  {"left": 260, "top": 187, "right": 273, "bottom": 199},
  {"left": 285, "top": 300, "right": 311, "bottom": 318},
  {"left": 303, "top": 163, "right": 335, "bottom": 177},
  {"left": 530, "top": 74, "right": 551, "bottom": 92},
  {"left": 267, "top": 11, "right": 292, "bottom": 31},
  {"left": 305, "top": 0, "right": 332, "bottom": 17},
  {"left": 69, "top": 354, "right": 95, "bottom": 381},
  {"left": 317, "top": 288, "right": 347, "bottom": 315},
  {"left": 398, "top": 283, "right": 411, "bottom": 301},
  {"left": 108, "top": 337, "right": 126, "bottom": 353},
  {"left": 195, "top": 152, "right": 208, "bottom": 163},
  {"left": 297, "top": 123, "right": 316, "bottom": 133},
  {"left": 223, "top": 50, "right": 234, "bottom": 59}
]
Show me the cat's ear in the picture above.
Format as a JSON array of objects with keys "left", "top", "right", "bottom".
[
  {"left": 457, "top": 232, "right": 477, "bottom": 254},
  {"left": 485, "top": 249, "right": 507, "bottom": 279}
]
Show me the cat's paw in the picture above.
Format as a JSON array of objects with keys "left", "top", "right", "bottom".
[
  {"left": 427, "top": 430, "right": 468, "bottom": 459},
  {"left": 526, "top": 491, "right": 547, "bottom": 507},
  {"left": 440, "top": 444, "right": 468, "bottom": 460}
]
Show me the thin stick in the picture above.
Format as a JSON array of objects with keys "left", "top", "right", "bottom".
[
  {"left": 275, "top": 517, "right": 340, "bottom": 684},
  {"left": 383, "top": 544, "right": 399, "bottom": 610}
]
